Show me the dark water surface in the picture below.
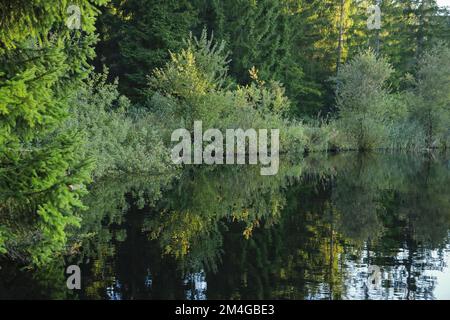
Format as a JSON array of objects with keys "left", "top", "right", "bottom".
[{"left": 1, "top": 153, "right": 450, "bottom": 300}]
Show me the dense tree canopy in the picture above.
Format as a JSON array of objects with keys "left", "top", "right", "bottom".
[{"left": 1, "top": 0, "right": 449, "bottom": 271}]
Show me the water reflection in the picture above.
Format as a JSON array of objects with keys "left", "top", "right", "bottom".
[{"left": 1, "top": 152, "right": 450, "bottom": 300}]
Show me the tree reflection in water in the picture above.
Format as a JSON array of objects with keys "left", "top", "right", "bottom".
[{"left": 1, "top": 153, "right": 449, "bottom": 300}]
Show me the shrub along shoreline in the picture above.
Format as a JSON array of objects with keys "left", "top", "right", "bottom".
[
  {"left": 1, "top": 24, "right": 448, "bottom": 265},
  {"left": 70, "top": 33, "right": 449, "bottom": 181}
]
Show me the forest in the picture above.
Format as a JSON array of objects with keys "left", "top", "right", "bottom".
[{"left": 0, "top": 0, "right": 450, "bottom": 299}]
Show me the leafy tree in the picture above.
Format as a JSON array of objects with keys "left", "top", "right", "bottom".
[
  {"left": 334, "top": 50, "right": 395, "bottom": 150},
  {"left": 146, "top": 30, "right": 308, "bottom": 156},
  {"left": 68, "top": 70, "right": 172, "bottom": 177},
  {"left": 348, "top": 0, "right": 450, "bottom": 87},
  {"left": 409, "top": 44, "right": 450, "bottom": 148}
]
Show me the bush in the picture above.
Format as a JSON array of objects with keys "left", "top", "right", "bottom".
[
  {"left": 408, "top": 43, "right": 450, "bottom": 149},
  {"left": 334, "top": 50, "right": 396, "bottom": 150},
  {"left": 145, "top": 30, "right": 306, "bottom": 155},
  {"left": 68, "top": 70, "right": 172, "bottom": 178}
]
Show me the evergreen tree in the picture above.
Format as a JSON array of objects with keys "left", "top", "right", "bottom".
[
  {"left": 348, "top": 0, "right": 450, "bottom": 87},
  {"left": 0, "top": 0, "right": 106, "bottom": 264},
  {"left": 94, "top": 0, "right": 199, "bottom": 101},
  {"left": 196, "top": 0, "right": 318, "bottom": 116},
  {"left": 290, "top": 0, "right": 354, "bottom": 115}
]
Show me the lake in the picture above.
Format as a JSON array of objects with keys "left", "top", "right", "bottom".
[{"left": 1, "top": 152, "right": 450, "bottom": 300}]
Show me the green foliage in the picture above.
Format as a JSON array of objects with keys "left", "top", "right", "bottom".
[
  {"left": 409, "top": 44, "right": 450, "bottom": 148},
  {"left": 93, "top": 0, "right": 450, "bottom": 118},
  {"left": 334, "top": 50, "right": 396, "bottom": 150},
  {"left": 330, "top": 44, "right": 450, "bottom": 152},
  {"left": 2, "top": 0, "right": 450, "bottom": 274},
  {"left": 196, "top": 0, "right": 323, "bottom": 116},
  {"left": 147, "top": 30, "right": 306, "bottom": 154},
  {"left": 347, "top": 1, "right": 450, "bottom": 88},
  {"left": 94, "top": 0, "right": 199, "bottom": 100},
  {"left": 147, "top": 30, "right": 231, "bottom": 131},
  {"left": 0, "top": 226, "right": 8, "bottom": 254},
  {"left": 0, "top": 0, "right": 105, "bottom": 266},
  {"left": 0, "top": 0, "right": 107, "bottom": 52},
  {"left": 68, "top": 70, "right": 173, "bottom": 177},
  {"left": 302, "top": 118, "right": 345, "bottom": 152}
]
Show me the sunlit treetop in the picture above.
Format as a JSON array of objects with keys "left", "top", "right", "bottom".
[{"left": 0, "top": 1, "right": 108, "bottom": 52}]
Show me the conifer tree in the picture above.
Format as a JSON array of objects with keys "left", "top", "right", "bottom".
[
  {"left": 196, "top": 0, "right": 319, "bottom": 115},
  {"left": 347, "top": 0, "right": 450, "bottom": 87},
  {"left": 0, "top": 0, "right": 106, "bottom": 264},
  {"left": 94, "top": 0, "right": 199, "bottom": 101}
]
